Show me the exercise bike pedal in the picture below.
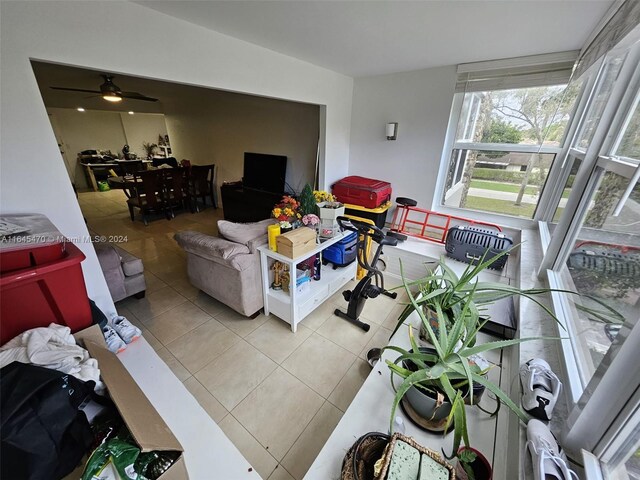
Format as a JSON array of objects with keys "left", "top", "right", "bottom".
[
  {"left": 364, "top": 285, "right": 382, "bottom": 298},
  {"left": 342, "top": 290, "right": 352, "bottom": 302},
  {"left": 382, "top": 290, "right": 398, "bottom": 299}
]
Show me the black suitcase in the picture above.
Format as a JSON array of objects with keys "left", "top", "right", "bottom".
[{"left": 445, "top": 226, "right": 513, "bottom": 270}]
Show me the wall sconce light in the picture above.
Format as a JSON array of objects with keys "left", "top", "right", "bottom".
[{"left": 386, "top": 122, "right": 398, "bottom": 141}]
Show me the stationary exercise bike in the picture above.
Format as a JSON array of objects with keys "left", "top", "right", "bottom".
[{"left": 334, "top": 216, "right": 398, "bottom": 332}]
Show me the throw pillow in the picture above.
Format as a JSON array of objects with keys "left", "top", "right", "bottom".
[{"left": 217, "top": 218, "right": 275, "bottom": 246}]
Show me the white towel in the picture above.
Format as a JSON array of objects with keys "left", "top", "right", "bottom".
[{"left": 0, "top": 323, "right": 102, "bottom": 389}]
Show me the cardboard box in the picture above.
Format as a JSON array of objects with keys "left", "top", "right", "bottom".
[
  {"left": 72, "top": 325, "right": 188, "bottom": 480},
  {"left": 276, "top": 227, "right": 317, "bottom": 259}
]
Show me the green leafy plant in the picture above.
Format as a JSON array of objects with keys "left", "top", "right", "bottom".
[
  {"left": 457, "top": 448, "right": 477, "bottom": 480},
  {"left": 386, "top": 250, "right": 622, "bottom": 461},
  {"left": 386, "top": 274, "right": 534, "bottom": 459},
  {"left": 299, "top": 183, "right": 317, "bottom": 216},
  {"left": 142, "top": 142, "right": 157, "bottom": 158},
  {"left": 390, "top": 248, "right": 623, "bottom": 344}
]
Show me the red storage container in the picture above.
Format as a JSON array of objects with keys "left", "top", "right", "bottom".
[
  {"left": 0, "top": 214, "right": 92, "bottom": 345},
  {"left": 332, "top": 176, "right": 392, "bottom": 209}
]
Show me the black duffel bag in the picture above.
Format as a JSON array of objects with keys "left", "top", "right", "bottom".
[{"left": 1, "top": 362, "right": 97, "bottom": 480}]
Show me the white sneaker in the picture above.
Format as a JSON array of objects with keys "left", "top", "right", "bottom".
[
  {"left": 111, "top": 316, "right": 141, "bottom": 344},
  {"left": 520, "top": 358, "right": 562, "bottom": 421},
  {"left": 102, "top": 325, "right": 127, "bottom": 353},
  {"left": 527, "top": 419, "right": 578, "bottom": 480}
]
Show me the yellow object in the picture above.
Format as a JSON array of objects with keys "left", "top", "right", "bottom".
[
  {"left": 344, "top": 214, "right": 374, "bottom": 280},
  {"left": 343, "top": 201, "right": 392, "bottom": 213},
  {"left": 276, "top": 227, "right": 317, "bottom": 259},
  {"left": 267, "top": 224, "right": 280, "bottom": 252}
]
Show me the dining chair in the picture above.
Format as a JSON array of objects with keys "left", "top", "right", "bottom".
[
  {"left": 188, "top": 164, "right": 218, "bottom": 212},
  {"left": 116, "top": 160, "right": 144, "bottom": 176},
  {"left": 152, "top": 157, "right": 179, "bottom": 168},
  {"left": 126, "top": 170, "right": 166, "bottom": 225},
  {"left": 163, "top": 167, "right": 188, "bottom": 218}
]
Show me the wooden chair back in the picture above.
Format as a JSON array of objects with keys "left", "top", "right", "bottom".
[
  {"left": 116, "top": 160, "right": 144, "bottom": 176},
  {"left": 134, "top": 170, "right": 164, "bottom": 209}
]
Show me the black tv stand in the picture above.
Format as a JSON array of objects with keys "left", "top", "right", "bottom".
[{"left": 220, "top": 182, "right": 284, "bottom": 223}]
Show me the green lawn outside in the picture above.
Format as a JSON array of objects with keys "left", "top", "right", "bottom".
[
  {"left": 464, "top": 196, "right": 536, "bottom": 218},
  {"left": 470, "top": 179, "right": 538, "bottom": 195}
]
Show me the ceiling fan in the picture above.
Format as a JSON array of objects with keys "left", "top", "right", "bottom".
[{"left": 50, "top": 74, "right": 158, "bottom": 103}]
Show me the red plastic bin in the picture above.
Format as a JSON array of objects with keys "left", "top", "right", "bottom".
[{"left": 0, "top": 215, "right": 92, "bottom": 345}]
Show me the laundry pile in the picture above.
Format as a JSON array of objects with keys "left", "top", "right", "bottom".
[{"left": 0, "top": 323, "right": 103, "bottom": 391}]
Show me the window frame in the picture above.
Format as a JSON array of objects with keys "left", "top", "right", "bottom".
[
  {"left": 434, "top": 78, "right": 575, "bottom": 227},
  {"left": 537, "top": 33, "right": 640, "bottom": 479}
]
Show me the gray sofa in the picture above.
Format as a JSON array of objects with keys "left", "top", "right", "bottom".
[
  {"left": 94, "top": 243, "right": 146, "bottom": 303},
  {"left": 174, "top": 219, "right": 275, "bottom": 317}
]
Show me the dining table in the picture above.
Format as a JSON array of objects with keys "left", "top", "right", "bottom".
[{"left": 107, "top": 175, "right": 141, "bottom": 198}]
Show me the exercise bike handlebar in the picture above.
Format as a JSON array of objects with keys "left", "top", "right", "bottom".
[{"left": 336, "top": 216, "right": 398, "bottom": 247}]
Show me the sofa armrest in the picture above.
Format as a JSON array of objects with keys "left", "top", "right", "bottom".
[
  {"left": 175, "top": 231, "right": 250, "bottom": 261},
  {"left": 113, "top": 245, "right": 144, "bottom": 277},
  {"left": 94, "top": 243, "right": 122, "bottom": 271}
]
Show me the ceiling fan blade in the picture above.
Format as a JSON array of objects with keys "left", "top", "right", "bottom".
[
  {"left": 51, "top": 86, "right": 102, "bottom": 94},
  {"left": 120, "top": 91, "right": 159, "bottom": 102}
]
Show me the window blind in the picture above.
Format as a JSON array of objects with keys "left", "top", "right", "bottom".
[
  {"left": 574, "top": 0, "right": 640, "bottom": 79},
  {"left": 455, "top": 51, "right": 578, "bottom": 93}
]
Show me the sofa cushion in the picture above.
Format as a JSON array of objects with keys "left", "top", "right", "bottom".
[
  {"left": 175, "top": 231, "right": 250, "bottom": 261},
  {"left": 217, "top": 218, "right": 275, "bottom": 246}
]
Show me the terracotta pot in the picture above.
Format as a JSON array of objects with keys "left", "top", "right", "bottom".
[{"left": 455, "top": 447, "right": 493, "bottom": 480}]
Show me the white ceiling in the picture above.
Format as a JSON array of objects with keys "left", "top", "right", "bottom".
[{"left": 136, "top": 0, "right": 613, "bottom": 77}]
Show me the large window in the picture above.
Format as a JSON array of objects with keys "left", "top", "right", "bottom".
[
  {"left": 439, "top": 54, "right": 579, "bottom": 220},
  {"left": 540, "top": 23, "right": 640, "bottom": 479}
]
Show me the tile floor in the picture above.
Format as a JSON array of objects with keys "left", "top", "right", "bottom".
[{"left": 78, "top": 189, "right": 406, "bottom": 480}]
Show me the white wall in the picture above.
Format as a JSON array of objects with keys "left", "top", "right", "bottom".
[
  {"left": 348, "top": 66, "right": 456, "bottom": 210},
  {"left": 162, "top": 87, "right": 319, "bottom": 194},
  {"left": 47, "top": 108, "right": 168, "bottom": 188},
  {"left": 0, "top": 1, "right": 353, "bottom": 315},
  {"left": 119, "top": 112, "right": 168, "bottom": 160}
]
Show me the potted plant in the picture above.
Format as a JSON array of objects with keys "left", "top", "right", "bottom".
[
  {"left": 391, "top": 249, "right": 622, "bottom": 347},
  {"left": 386, "top": 283, "right": 530, "bottom": 460},
  {"left": 272, "top": 196, "right": 302, "bottom": 226},
  {"left": 313, "top": 190, "right": 345, "bottom": 221},
  {"left": 142, "top": 142, "right": 157, "bottom": 159},
  {"left": 386, "top": 251, "right": 622, "bottom": 468},
  {"left": 455, "top": 447, "right": 492, "bottom": 480}
]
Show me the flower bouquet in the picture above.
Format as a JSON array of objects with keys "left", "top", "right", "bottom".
[
  {"left": 272, "top": 196, "right": 302, "bottom": 226},
  {"left": 313, "top": 190, "right": 336, "bottom": 203}
]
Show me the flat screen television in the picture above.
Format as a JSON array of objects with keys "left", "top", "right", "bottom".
[{"left": 243, "top": 152, "right": 287, "bottom": 193}]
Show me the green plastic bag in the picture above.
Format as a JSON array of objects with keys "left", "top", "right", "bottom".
[
  {"left": 98, "top": 181, "right": 110, "bottom": 192},
  {"left": 82, "top": 438, "right": 140, "bottom": 480}
]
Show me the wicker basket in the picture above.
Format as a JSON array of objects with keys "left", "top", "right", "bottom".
[
  {"left": 341, "top": 432, "right": 390, "bottom": 480},
  {"left": 375, "top": 433, "right": 456, "bottom": 480}
]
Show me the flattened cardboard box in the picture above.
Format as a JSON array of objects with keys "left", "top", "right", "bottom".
[{"left": 73, "top": 325, "right": 188, "bottom": 479}]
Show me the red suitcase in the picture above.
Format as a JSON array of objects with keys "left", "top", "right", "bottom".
[{"left": 331, "top": 176, "right": 392, "bottom": 209}]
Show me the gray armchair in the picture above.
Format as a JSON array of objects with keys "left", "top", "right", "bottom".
[
  {"left": 94, "top": 243, "right": 146, "bottom": 303},
  {"left": 174, "top": 219, "right": 275, "bottom": 317}
]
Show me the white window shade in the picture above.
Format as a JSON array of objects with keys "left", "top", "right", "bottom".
[
  {"left": 574, "top": 0, "right": 640, "bottom": 79},
  {"left": 455, "top": 51, "right": 578, "bottom": 93}
]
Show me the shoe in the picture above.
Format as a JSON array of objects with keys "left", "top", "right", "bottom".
[
  {"left": 111, "top": 316, "right": 141, "bottom": 344},
  {"left": 527, "top": 419, "right": 578, "bottom": 480},
  {"left": 520, "top": 358, "right": 562, "bottom": 421},
  {"left": 102, "top": 325, "right": 126, "bottom": 353}
]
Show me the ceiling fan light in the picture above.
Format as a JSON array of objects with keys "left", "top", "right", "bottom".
[{"left": 103, "top": 94, "right": 122, "bottom": 102}]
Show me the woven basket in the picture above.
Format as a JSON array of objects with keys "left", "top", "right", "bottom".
[
  {"left": 340, "top": 432, "right": 390, "bottom": 480},
  {"left": 375, "top": 433, "right": 456, "bottom": 480}
]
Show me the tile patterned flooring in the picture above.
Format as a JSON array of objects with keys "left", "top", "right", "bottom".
[{"left": 79, "top": 190, "right": 404, "bottom": 480}]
